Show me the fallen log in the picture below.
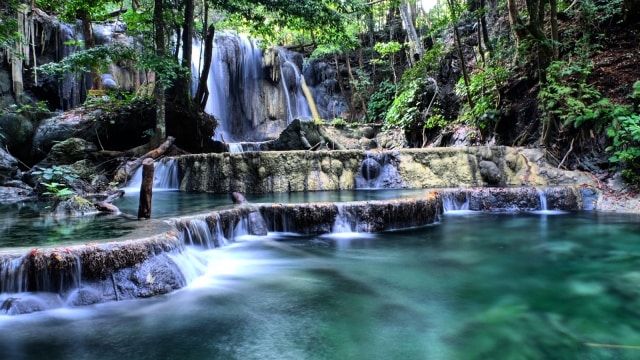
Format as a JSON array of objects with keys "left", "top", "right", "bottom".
[{"left": 113, "top": 136, "right": 175, "bottom": 184}]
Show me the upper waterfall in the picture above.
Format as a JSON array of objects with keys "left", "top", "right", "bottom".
[{"left": 192, "top": 31, "right": 347, "bottom": 143}]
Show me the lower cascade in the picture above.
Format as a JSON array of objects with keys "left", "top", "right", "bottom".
[{"left": 0, "top": 186, "right": 589, "bottom": 316}]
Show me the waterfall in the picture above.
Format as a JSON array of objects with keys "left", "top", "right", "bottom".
[
  {"left": 538, "top": 189, "right": 548, "bottom": 211},
  {"left": 0, "top": 256, "right": 29, "bottom": 293},
  {"left": 278, "top": 49, "right": 313, "bottom": 123},
  {"left": 332, "top": 205, "right": 354, "bottom": 233},
  {"left": 57, "top": 23, "right": 85, "bottom": 110},
  {"left": 0, "top": 252, "right": 82, "bottom": 294},
  {"left": 199, "top": 32, "right": 263, "bottom": 143},
  {"left": 192, "top": 31, "right": 318, "bottom": 146},
  {"left": 531, "top": 188, "right": 566, "bottom": 214},
  {"left": 176, "top": 217, "right": 231, "bottom": 249},
  {"left": 442, "top": 191, "right": 471, "bottom": 213},
  {"left": 124, "top": 158, "right": 180, "bottom": 191},
  {"left": 228, "top": 143, "right": 244, "bottom": 153},
  {"left": 355, "top": 151, "right": 406, "bottom": 189}
]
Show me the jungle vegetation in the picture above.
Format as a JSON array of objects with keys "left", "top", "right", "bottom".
[{"left": 2, "top": 0, "right": 640, "bottom": 184}]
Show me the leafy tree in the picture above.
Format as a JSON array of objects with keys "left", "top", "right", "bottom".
[
  {"left": 0, "top": 0, "right": 20, "bottom": 50},
  {"left": 38, "top": 0, "right": 116, "bottom": 89}
]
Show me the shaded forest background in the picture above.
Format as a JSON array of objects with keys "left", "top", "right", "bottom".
[{"left": 1, "top": 0, "right": 640, "bottom": 192}]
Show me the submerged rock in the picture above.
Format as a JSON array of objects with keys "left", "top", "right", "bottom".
[
  {"left": 231, "top": 192, "right": 268, "bottom": 236},
  {"left": 1, "top": 293, "right": 64, "bottom": 315}
]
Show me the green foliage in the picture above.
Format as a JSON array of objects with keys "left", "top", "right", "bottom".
[
  {"left": 32, "top": 165, "right": 79, "bottom": 184},
  {"left": 37, "top": 0, "right": 114, "bottom": 23},
  {"left": 384, "top": 78, "right": 428, "bottom": 130},
  {"left": 631, "top": 81, "right": 640, "bottom": 101},
  {"left": 606, "top": 112, "right": 640, "bottom": 185},
  {"left": 539, "top": 60, "right": 619, "bottom": 129},
  {"left": 424, "top": 0, "right": 453, "bottom": 39},
  {"left": 400, "top": 41, "right": 445, "bottom": 86},
  {"left": 311, "top": 21, "right": 361, "bottom": 58},
  {"left": 455, "top": 63, "right": 511, "bottom": 129},
  {"left": 41, "top": 182, "right": 75, "bottom": 199},
  {"left": 373, "top": 41, "right": 402, "bottom": 58},
  {"left": 0, "top": 0, "right": 21, "bottom": 50},
  {"left": 210, "top": 0, "right": 350, "bottom": 47},
  {"left": 31, "top": 165, "right": 80, "bottom": 198},
  {"left": 424, "top": 113, "right": 447, "bottom": 130},
  {"left": 38, "top": 43, "right": 137, "bottom": 79},
  {"left": 2, "top": 101, "right": 51, "bottom": 121},
  {"left": 575, "top": 0, "right": 624, "bottom": 27},
  {"left": 367, "top": 80, "right": 396, "bottom": 122},
  {"left": 331, "top": 118, "right": 348, "bottom": 128},
  {"left": 351, "top": 68, "right": 373, "bottom": 108}
]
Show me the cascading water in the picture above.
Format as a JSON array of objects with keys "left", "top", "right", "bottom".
[
  {"left": 356, "top": 151, "right": 406, "bottom": 189},
  {"left": 278, "top": 49, "right": 313, "bottom": 123},
  {"left": 332, "top": 204, "right": 354, "bottom": 233},
  {"left": 202, "top": 33, "right": 263, "bottom": 143},
  {"left": 57, "top": 23, "right": 85, "bottom": 110},
  {"left": 124, "top": 158, "right": 180, "bottom": 191},
  {"left": 192, "top": 31, "right": 318, "bottom": 147},
  {"left": 442, "top": 191, "right": 471, "bottom": 212},
  {"left": 538, "top": 188, "right": 548, "bottom": 211}
]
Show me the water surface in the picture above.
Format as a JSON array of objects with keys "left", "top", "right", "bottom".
[{"left": 2, "top": 211, "right": 640, "bottom": 359}]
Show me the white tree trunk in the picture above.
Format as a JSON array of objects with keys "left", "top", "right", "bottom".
[
  {"left": 399, "top": 0, "right": 423, "bottom": 64},
  {"left": 9, "top": 4, "right": 32, "bottom": 103}
]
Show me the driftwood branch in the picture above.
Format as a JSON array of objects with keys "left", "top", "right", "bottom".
[
  {"left": 94, "top": 190, "right": 125, "bottom": 213},
  {"left": 113, "top": 136, "right": 175, "bottom": 184},
  {"left": 558, "top": 137, "right": 575, "bottom": 169}
]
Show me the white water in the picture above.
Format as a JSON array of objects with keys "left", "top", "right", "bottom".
[
  {"left": 228, "top": 143, "right": 244, "bottom": 153},
  {"left": 442, "top": 191, "right": 472, "bottom": 214},
  {"left": 124, "top": 158, "right": 180, "bottom": 191},
  {"left": 532, "top": 189, "right": 567, "bottom": 215},
  {"left": 278, "top": 49, "right": 313, "bottom": 123},
  {"left": 197, "top": 32, "right": 264, "bottom": 143},
  {"left": 332, "top": 205, "right": 354, "bottom": 233}
]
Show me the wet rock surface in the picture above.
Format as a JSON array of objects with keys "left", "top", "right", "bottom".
[
  {"left": 0, "top": 185, "right": 592, "bottom": 315},
  {"left": 178, "top": 146, "right": 596, "bottom": 194}
]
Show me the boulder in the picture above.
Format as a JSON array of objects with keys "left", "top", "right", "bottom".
[{"left": 0, "top": 147, "right": 21, "bottom": 184}]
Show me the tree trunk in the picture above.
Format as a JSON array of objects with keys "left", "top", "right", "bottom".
[
  {"left": 506, "top": 0, "right": 526, "bottom": 42},
  {"left": 137, "top": 158, "right": 154, "bottom": 219},
  {"left": 153, "top": 0, "right": 166, "bottom": 144},
  {"left": 334, "top": 53, "right": 356, "bottom": 120},
  {"left": 447, "top": 0, "right": 473, "bottom": 109},
  {"left": 525, "top": 0, "right": 553, "bottom": 82},
  {"left": 399, "top": 0, "right": 423, "bottom": 63},
  {"left": 344, "top": 51, "right": 367, "bottom": 122},
  {"left": 178, "top": 0, "right": 194, "bottom": 101},
  {"left": 77, "top": 9, "right": 100, "bottom": 90},
  {"left": 550, "top": 0, "right": 559, "bottom": 59},
  {"left": 195, "top": 24, "right": 215, "bottom": 111},
  {"left": 480, "top": 0, "right": 492, "bottom": 53},
  {"left": 113, "top": 136, "right": 175, "bottom": 184}
]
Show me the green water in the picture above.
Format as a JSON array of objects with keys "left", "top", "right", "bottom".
[
  {"left": 2, "top": 211, "right": 640, "bottom": 359},
  {"left": 0, "top": 190, "right": 433, "bottom": 247}
]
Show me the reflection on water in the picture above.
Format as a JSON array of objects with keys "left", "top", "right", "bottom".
[
  {"left": 113, "top": 188, "right": 434, "bottom": 218},
  {"left": 2, "top": 211, "right": 640, "bottom": 359},
  {"left": 0, "top": 202, "right": 137, "bottom": 248},
  {"left": 0, "top": 190, "right": 434, "bottom": 248}
]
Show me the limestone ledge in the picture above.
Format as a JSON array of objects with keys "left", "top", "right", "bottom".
[
  {"left": 177, "top": 146, "right": 596, "bottom": 194},
  {"left": 0, "top": 186, "right": 589, "bottom": 315}
]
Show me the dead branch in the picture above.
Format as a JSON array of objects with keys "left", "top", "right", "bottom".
[
  {"left": 113, "top": 136, "right": 175, "bottom": 184},
  {"left": 558, "top": 137, "right": 575, "bottom": 169}
]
